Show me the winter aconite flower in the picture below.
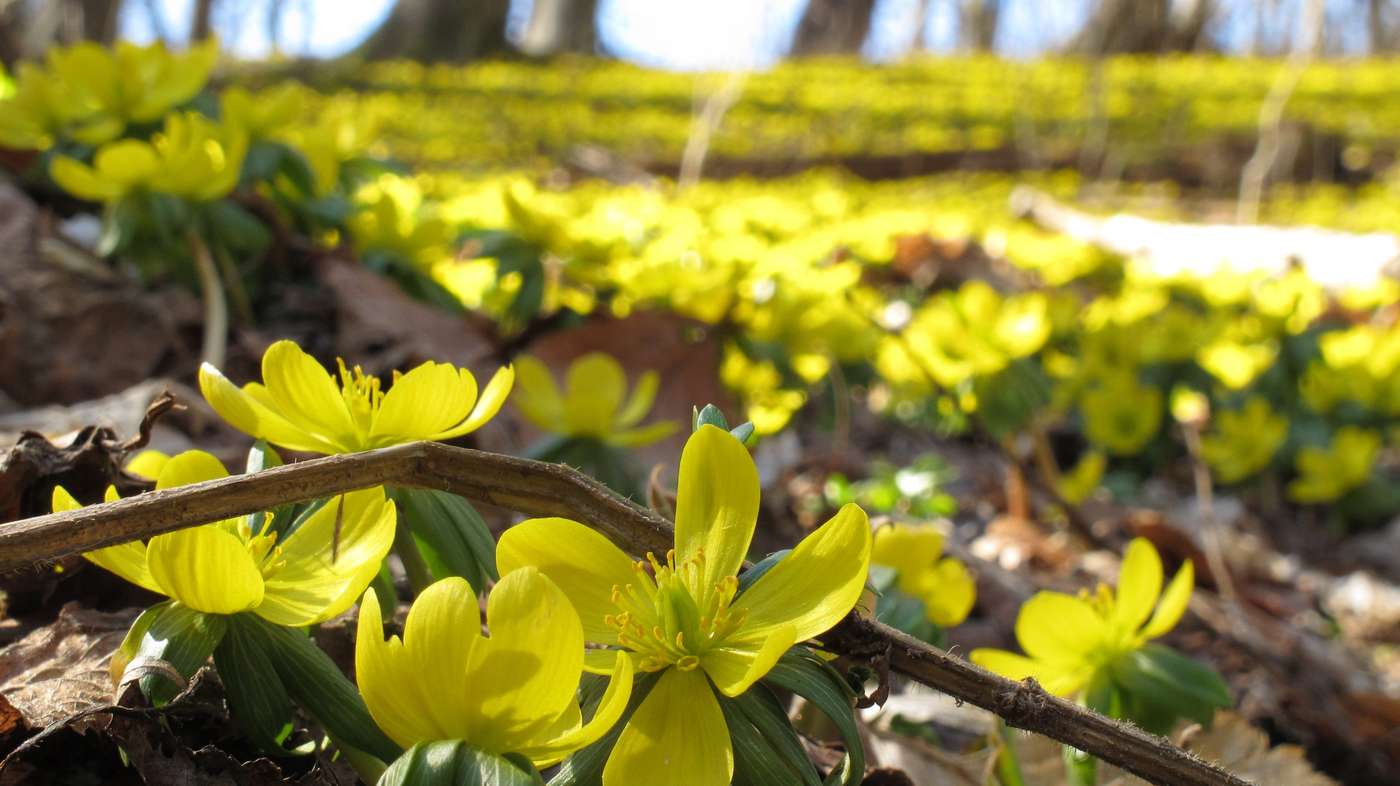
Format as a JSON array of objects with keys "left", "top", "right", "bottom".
[
  {"left": 1200, "top": 397, "right": 1288, "bottom": 484},
  {"left": 51, "top": 111, "right": 247, "bottom": 204},
  {"left": 1287, "top": 426, "right": 1381, "bottom": 503},
  {"left": 871, "top": 523, "right": 974, "bottom": 628},
  {"left": 355, "top": 571, "right": 633, "bottom": 766},
  {"left": 199, "top": 339, "right": 513, "bottom": 454},
  {"left": 498, "top": 425, "right": 871, "bottom": 786},
  {"left": 512, "top": 352, "right": 676, "bottom": 447},
  {"left": 53, "top": 450, "right": 395, "bottom": 626},
  {"left": 971, "top": 538, "right": 1192, "bottom": 697}
]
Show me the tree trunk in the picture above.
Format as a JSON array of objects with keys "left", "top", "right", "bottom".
[
  {"left": 356, "top": 0, "right": 513, "bottom": 62},
  {"left": 789, "top": 0, "right": 878, "bottom": 56},
  {"left": 79, "top": 0, "right": 123, "bottom": 43},
  {"left": 1068, "top": 0, "right": 1215, "bottom": 54},
  {"left": 516, "top": 0, "right": 600, "bottom": 56},
  {"left": 191, "top": 0, "right": 215, "bottom": 41},
  {"left": 959, "top": 0, "right": 1001, "bottom": 51}
]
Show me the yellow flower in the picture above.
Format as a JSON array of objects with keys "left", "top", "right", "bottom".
[
  {"left": 1287, "top": 426, "right": 1380, "bottom": 503},
  {"left": 1080, "top": 374, "right": 1163, "bottom": 456},
  {"left": 0, "top": 62, "right": 78, "bottom": 149},
  {"left": 971, "top": 538, "right": 1193, "bottom": 697},
  {"left": 53, "top": 450, "right": 395, "bottom": 627},
  {"left": 45, "top": 39, "right": 218, "bottom": 143},
  {"left": 1200, "top": 398, "right": 1288, "bottom": 484},
  {"left": 1056, "top": 450, "right": 1106, "bottom": 505},
  {"left": 349, "top": 175, "right": 454, "bottom": 269},
  {"left": 356, "top": 571, "right": 633, "bottom": 767},
  {"left": 199, "top": 339, "right": 514, "bottom": 454},
  {"left": 50, "top": 111, "right": 247, "bottom": 203},
  {"left": 1197, "top": 339, "right": 1277, "bottom": 390},
  {"left": 221, "top": 84, "right": 301, "bottom": 139},
  {"left": 497, "top": 425, "right": 872, "bottom": 786},
  {"left": 871, "top": 524, "right": 975, "bottom": 627},
  {"left": 512, "top": 353, "right": 676, "bottom": 447}
]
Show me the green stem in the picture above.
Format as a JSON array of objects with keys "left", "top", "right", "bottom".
[
  {"left": 370, "top": 559, "right": 398, "bottom": 605},
  {"left": 392, "top": 524, "right": 434, "bottom": 596},
  {"left": 995, "top": 719, "right": 1027, "bottom": 786},
  {"left": 211, "top": 241, "right": 255, "bottom": 324}
]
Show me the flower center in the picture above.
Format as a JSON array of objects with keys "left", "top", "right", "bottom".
[
  {"left": 337, "top": 359, "right": 389, "bottom": 440},
  {"left": 605, "top": 549, "right": 747, "bottom": 673}
]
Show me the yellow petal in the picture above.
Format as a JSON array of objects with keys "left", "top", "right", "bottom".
[
  {"left": 732, "top": 503, "right": 870, "bottom": 643},
  {"left": 969, "top": 649, "right": 1088, "bottom": 697},
  {"left": 512, "top": 354, "right": 566, "bottom": 432},
  {"left": 918, "top": 557, "right": 976, "bottom": 628},
  {"left": 871, "top": 523, "right": 946, "bottom": 595},
  {"left": 50, "top": 486, "right": 83, "bottom": 514},
  {"left": 55, "top": 486, "right": 166, "bottom": 596},
  {"left": 674, "top": 425, "right": 760, "bottom": 593},
  {"left": 703, "top": 623, "right": 796, "bottom": 697},
  {"left": 607, "top": 420, "right": 679, "bottom": 448},
  {"left": 93, "top": 139, "right": 160, "bottom": 186},
  {"left": 155, "top": 450, "right": 229, "bottom": 489},
  {"left": 563, "top": 353, "right": 627, "bottom": 436},
  {"left": 49, "top": 156, "right": 121, "bottom": 201},
  {"left": 497, "top": 517, "right": 635, "bottom": 644},
  {"left": 468, "top": 567, "right": 585, "bottom": 753},
  {"left": 199, "top": 363, "right": 343, "bottom": 454},
  {"left": 519, "top": 649, "right": 634, "bottom": 766},
  {"left": 432, "top": 364, "right": 515, "bottom": 440},
  {"left": 371, "top": 362, "right": 476, "bottom": 444},
  {"left": 124, "top": 449, "right": 170, "bottom": 481},
  {"left": 257, "top": 488, "right": 397, "bottom": 626},
  {"left": 355, "top": 588, "right": 443, "bottom": 749},
  {"left": 1140, "top": 559, "right": 1194, "bottom": 641},
  {"left": 1113, "top": 538, "right": 1163, "bottom": 637},
  {"left": 146, "top": 526, "right": 264, "bottom": 614},
  {"left": 603, "top": 667, "right": 732, "bottom": 786},
  {"left": 395, "top": 576, "right": 483, "bottom": 745},
  {"left": 260, "top": 340, "right": 357, "bottom": 451},
  {"left": 615, "top": 370, "right": 660, "bottom": 428},
  {"left": 1014, "top": 592, "right": 1106, "bottom": 663}
]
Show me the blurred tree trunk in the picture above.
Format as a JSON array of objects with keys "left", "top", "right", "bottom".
[
  {"left": 356, "top": 0, "right": 512, "bottom": 61},
  {"left": 191, "top": 0, "right": 215, "bottom": 41},
  {"left": 79, "top": 0, "right": 122, "bottom": 43},
  {"left": 1069, "top": 0, "right": 1215, "bottom": 54},
  {"left": 959, "top": 0, "right": 1001, "bottom": 50},
  {"left": 516, "top": 0, "right": 600, "bottom": 56},
  {"left": 790, "top": 0, "right": 878, "bottom": 56}
]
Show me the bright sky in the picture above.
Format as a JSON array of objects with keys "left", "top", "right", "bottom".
[{"left": 120, "top": 0, "right": 1351, "bottom": 70}]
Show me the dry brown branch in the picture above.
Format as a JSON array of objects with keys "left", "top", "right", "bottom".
[{"left": 0, "top": 441, "right": 1248, "bottom": 786}]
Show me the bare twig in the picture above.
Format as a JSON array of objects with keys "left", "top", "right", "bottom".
[{"left": 0, "top": 442, "right": 1247, "bottom": 786}]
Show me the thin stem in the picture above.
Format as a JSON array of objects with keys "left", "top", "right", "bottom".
[
  {"left": 186, "top": 232, "right": 228, "bottom": 369},
  {"left": 391, "top": 521, "right": 435, "bottom": 596}
]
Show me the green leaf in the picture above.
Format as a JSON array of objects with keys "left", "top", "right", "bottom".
[
  {"left": 1111, "top": 643, "right": 1231, "bottom": 727},
  {"left": 693, "top": 404, "right": 730, "bottom": 432},
  {"left": 121, "top": 602, "right": 226, "bottom": 706},
  {"left": 736, "top": 549, "right": 790, "bottom": 595},
  {"left": 213, "top": 616, "right": 297, "bottom": 754},
  {"left": 874, "top": 590, "right": 942, "bottom": 647},
  {"left": 378, "top": 741, "right": 543, "bottom": 786},
  {"left": 763, "top": 648, "right": 865, "bottom": 786},
  {"left": 729, "top": 422, "right": 756, "bottom": 444},
  {"left": 392, "top": 487, "right": 497, "bottom": 588},
  {"left": 229, "top": 613, "right": 401, "bottom": 763},
  {"left": 721, "top": 685, "right": 822, "bottom": 786},
  {"left": 548, "top": 672, "right": 659, "bottom": 786}
]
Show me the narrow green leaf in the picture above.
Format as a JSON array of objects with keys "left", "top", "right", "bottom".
[
  {"left": 763, "top": 648, "right": 865, "bottom": 786},
  {"left": 379, "top": 741, "right": 542, "bottom": 786},
  {"left": 693, "top": 404, "right": 730, "bottom": 432},
  {"left": 722, "top": 685, "right": 822, "bottom": 786},
  {"left": 213, "top": 617, "right": 296, "bottom": 754},
  {"left": 548, "top": 672, "right": 659, "bottom": 786},
  {"left": 231, "top": 614, "right": 401, "bottom": 763},
  {"left": 393, "top": 487, "right": 497, "bottom": 587}
]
